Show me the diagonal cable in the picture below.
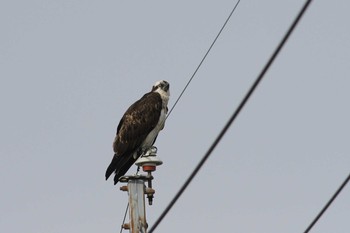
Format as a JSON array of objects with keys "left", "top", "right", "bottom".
[
  {"left": 303, "top": 172, "right": 350, "bottom": 233},
  {"left": 166, "top": 0, "right": 242, "bottom": 119},
  {"left": 119, "top": 203, "right": 129, "bottom": 233},
  {"left": 149, "top": 0, "right": 313, "bottom": 232}
]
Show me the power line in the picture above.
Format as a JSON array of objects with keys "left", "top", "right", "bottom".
[
  {"left": 119, "top": 203, "right": 129, "bottom": 233},
  {"left": 166, "top": 0, "right": 242, "bottom": 119},
  {"left": 148, "top": 0, "right": 314, "bottom": 232},
  {"left": 303, "top": 172, "right": 350, "bottom": 233}
]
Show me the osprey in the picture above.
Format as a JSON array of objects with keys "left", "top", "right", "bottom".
[{"left": 105, "top": 80, "right": 170, "bottom": 184}]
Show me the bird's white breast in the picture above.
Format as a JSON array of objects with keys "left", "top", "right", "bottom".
[{"left": 142, "top": 108, "right": 167, "bottom": 148}]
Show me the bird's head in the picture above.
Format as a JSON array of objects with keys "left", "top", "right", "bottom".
[{"left": 152, "top": 80, "right": 170, "bottom": 97}]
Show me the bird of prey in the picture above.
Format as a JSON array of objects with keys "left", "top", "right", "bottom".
[{"left": 105, "top": 80, "right": 170, "bottom": 184}]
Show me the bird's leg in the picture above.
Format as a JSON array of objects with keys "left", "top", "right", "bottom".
[{"left": 141, "top": 146, "right": 158, "bottom": 157}]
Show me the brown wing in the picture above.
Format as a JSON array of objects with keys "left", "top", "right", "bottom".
[{"left": 113, "top": 92, "right": 162, "bottom": 156}]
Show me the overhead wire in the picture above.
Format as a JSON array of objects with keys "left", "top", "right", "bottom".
[
  {"left": 119, "top": 203, "right": 129, "bottom": 233},
  {"left": 148, "top": 0, "right": 314, "bottom": 232},
  {"left": 166, "top": 0, "right": 241, "bottom": 119},
  {"left": 303, "top": 172, "right": 350, "bottom": 233}
]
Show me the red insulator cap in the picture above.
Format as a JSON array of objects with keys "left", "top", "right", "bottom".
[{"left": 143, "top": 165, "right": 156, "bottom": 172}]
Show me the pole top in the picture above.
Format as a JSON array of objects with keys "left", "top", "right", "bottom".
[
  {"left": 118, "top": 174, "right": 151, "bottom": 183},
  {"left": 135, "top": 146, "right": 163, "bottom": 171}
]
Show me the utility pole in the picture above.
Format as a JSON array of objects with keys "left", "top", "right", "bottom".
[{"left": 119, "top": 147, "right": 162, "bottom": 233}]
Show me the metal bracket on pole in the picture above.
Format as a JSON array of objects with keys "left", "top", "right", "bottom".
[
  {"left": 119, "top": 146, "right": 163, "bottom": 233},
  {"left": 135, "top": 147, "right": 162, "bottom": 205}
]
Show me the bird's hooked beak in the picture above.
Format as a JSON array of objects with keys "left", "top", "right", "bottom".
[{"left": 163, "top": 81, "right": 170, "bottom": 92}]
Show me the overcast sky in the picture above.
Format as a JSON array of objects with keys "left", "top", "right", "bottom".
[{"left": 1, "top": 0, "right": 350, "bottom": 232}]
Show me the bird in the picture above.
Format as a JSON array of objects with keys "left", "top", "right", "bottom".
[{"left": 105, "top": 80, "right": 170, "bottom": 184}]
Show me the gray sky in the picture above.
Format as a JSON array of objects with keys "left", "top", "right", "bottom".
[{"left": 1, "top": 0, "right": 350, "bottom": 232}]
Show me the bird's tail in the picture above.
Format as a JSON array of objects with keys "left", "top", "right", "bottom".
[
  {"left": 105, "top": 154, "right": 119, "bottom": 181},
  {"left": 106, "top": 153, "right": 139, "bottom": 185}
]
